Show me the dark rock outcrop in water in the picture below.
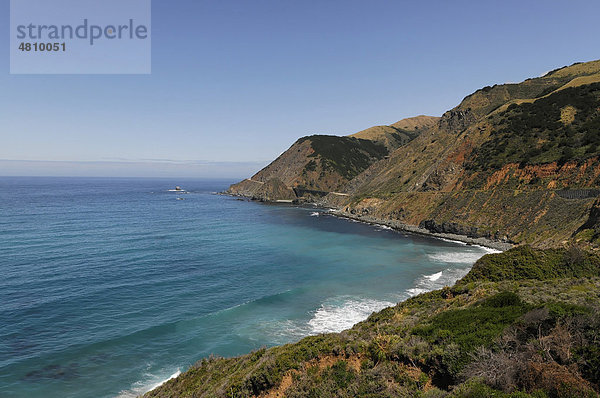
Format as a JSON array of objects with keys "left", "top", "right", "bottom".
[{"left": 419, "top": 219, "right": 481, "bottom": 239}]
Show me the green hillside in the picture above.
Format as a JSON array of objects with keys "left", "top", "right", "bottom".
[
  {"left": 297, "top": 135, "right": 388, "bottom": 181},
  {"left": 145, "top": 246, "right": 600, "bottom": 398},
  {"left": 466, "top": 83, "right": 600, "bottom": 180}
]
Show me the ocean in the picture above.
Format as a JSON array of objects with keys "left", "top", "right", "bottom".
[{"left": 0, "top": 177, "right": 495, "bottom": 397}]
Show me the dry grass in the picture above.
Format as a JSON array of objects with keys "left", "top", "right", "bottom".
[
  {"left": 390, "top": 115, "right": 440, "bottom": 131},
  {"left": 560, "top": 105, "right": 577, "bottom": 125}
]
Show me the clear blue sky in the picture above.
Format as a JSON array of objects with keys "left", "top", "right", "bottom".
[{"left": 2, "top": 0, "right": 600, "bottom": 177}]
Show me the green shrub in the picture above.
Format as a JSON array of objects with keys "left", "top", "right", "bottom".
[
  {"left": 576, "top": 344, "right": 600, "bottom": 386},
  {"left": 325, "top": 361, "right": 356, "bottom": 388},
  {"left": 448, "top": 379, "right": 549, "bottom": 397},
  {"left": 413, "top": 292, "right": 531, "bottom": 378},
  {"left": 460, "top": 246, "right": 600, "bottom": 283},
  {"left": 545, "top": 301, "right": 590, "bottom": 319}
]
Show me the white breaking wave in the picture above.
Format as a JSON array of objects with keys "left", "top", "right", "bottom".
[
  {"left": 438, "top": 238, "right": 467, "bottom": 245},
  {"left": 264, "top": 247, "right": 491, "bottom": 350},
  {"left": 148, "top": 370, "right": 181, "bottom": 391},
  {"left": 377, "top": 225, "right": 394, "bottom": 231},
  {"left": 428, "top": 251, "right": 488, "bottom": 264},
  {"left": 310, "top": 212, "right": 320, "bottom": 217},
  {"left": 424, "top": 271, "right": 443, "bottom": 281},
  {"left": 308, "top": 297, "right": 395, "bottom": 334},
  {"left": 306, "top": 267, "right": 468, "bottom": 335},
  {"left": 406, "top": 267, "right": 471, "bottom": 298},
  {"left": 407, "top": 287, "right": 429, "bottom": 296},
  {"left": 254, "top": 319, "right": 312, "bottom": 344},
  {"left": 476, "top": 245, "right": 503, "bottom": 254},
  {"left": 116, "top": 369, "right": 181, "bottom": 398},
  {"left": 304, "top": 247, "right": 490, "bottom": 336}
]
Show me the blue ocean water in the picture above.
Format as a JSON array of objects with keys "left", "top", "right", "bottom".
[{"left": 0, "top": 177, "right": 494, "bottom": 397}]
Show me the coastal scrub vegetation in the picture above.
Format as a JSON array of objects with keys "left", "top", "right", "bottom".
[
  {"left": 298, "top": 135, "right": 388, "bottom": 180},
  {"left": 145, "top": 246, "right": 600, "bottom": 398},
  {"left": 466, "top": 83, "right": 600, "bottom": 172},
  {"left": 460, "top": 245, "right": 600, "bottom": 283}
]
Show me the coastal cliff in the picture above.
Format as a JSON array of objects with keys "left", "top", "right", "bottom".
[
  {"left": 228, "top": 60, "right": 600, "bottom": 249},
  {"left": 148, "top": 61, "right": 600, "bottom": 397}
]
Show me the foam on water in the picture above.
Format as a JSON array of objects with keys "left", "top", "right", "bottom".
[
  {"left": 377, "top": 225, "right": 394, "bottom": 231},
  {"left": 477, "top": 245, "right": 503, "bottom": 254},
  {"left": 261, "top": 319, "right": 311, "bottom": 342},
  {"left": 439, "top": 238, "right": 467, "bottom": 245},
  {"left": 117, "top": 369, "right": 181, "bottom": 398},
  {"left": 148, "top": 370, "right": 181, "bottom": 392},
  {"left": 424, "top": 271, "right": 443, "bottom": 281},
  {"left": 308, "top": 297, "right": 395, "bottom": 334},
  {"left": 305, "top": 264, "right": 477, "bottom": 336},
  {"left": 407, "top": 267, "right": 472, "bottom": 298},
  {"left": 428, "top": 251, "right": 488, "bottom": 264}
]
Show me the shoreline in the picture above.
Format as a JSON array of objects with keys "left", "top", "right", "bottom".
[
  {"left": 327, "top": 209, "right": 513, "bottom": 252},
  {"left": 222, "top": 192, "right": 513, "bottom": 252}
]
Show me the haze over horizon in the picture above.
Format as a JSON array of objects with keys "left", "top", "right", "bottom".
[{"left": 2, "top": 0, "right": 600, "bottom": 177}]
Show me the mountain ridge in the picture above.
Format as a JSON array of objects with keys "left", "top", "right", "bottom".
[{"left": 228, "top": 59, "right": 600, "bottom": 249}]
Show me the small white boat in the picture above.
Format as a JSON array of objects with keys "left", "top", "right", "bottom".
[{"left": 168, "top": 186, "right": 189, "bottom": 193}]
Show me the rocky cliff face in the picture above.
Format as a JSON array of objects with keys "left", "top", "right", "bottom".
[
  {"left": 438, "top": 109, "right": 475, "bottom": 133},
  {"left": 228, "top": 60, "right": 600, "bottom": 248}
]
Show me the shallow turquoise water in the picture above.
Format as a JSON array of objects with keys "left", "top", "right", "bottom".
[{"left": 0, "top": 177, "right": 493, "bottom": 397}]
